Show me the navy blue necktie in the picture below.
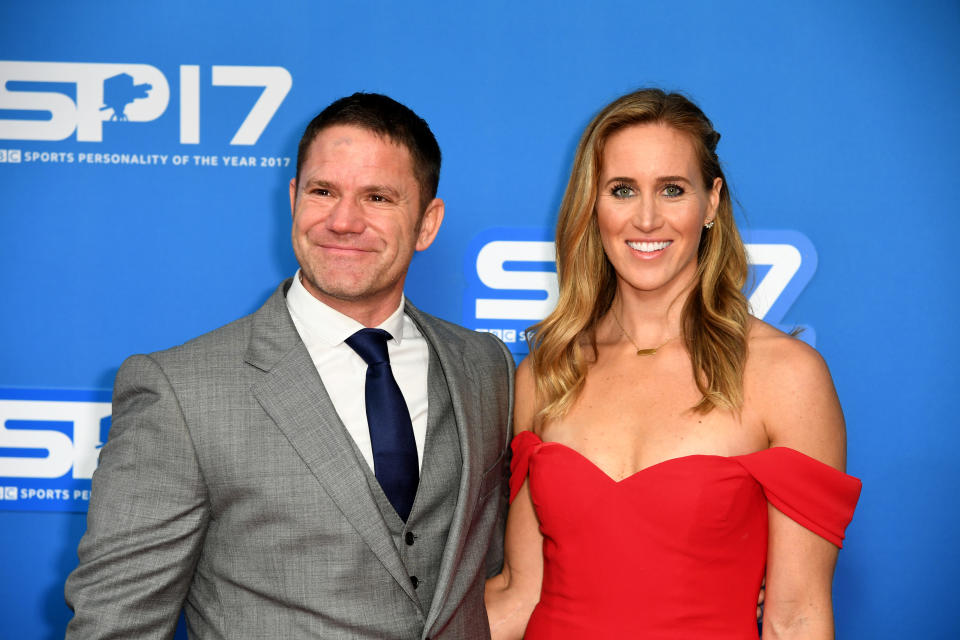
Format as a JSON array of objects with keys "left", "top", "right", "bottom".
[{"left": 345, "top": 328, "right": 418, "bottom": 522}]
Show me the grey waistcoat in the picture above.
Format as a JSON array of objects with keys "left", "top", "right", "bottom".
[{"left": 353, "top": 343, "right": 462, "bottom": 614}]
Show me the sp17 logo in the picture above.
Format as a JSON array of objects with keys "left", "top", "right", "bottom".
[
  {"left": 0, "top": 61, "right": 291, "bottom": 144},
  {"left": 463, "top": 227, "right": 818, "bottom": 355},
  {"left": 0, "top": 388, "right": 111, "bottom": 512}
]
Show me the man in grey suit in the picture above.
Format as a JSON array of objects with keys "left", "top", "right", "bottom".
[{"left": 65, "top": 93, "right": 515, "bottom": 639}]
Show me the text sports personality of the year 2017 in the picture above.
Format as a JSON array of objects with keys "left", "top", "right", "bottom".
[{"left": 65, "top": 92, "right": 515, "bottom": 640}]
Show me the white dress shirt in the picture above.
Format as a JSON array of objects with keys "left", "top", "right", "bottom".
[{"left": 286, "top": 271, "right": 430, "bottom": 472}]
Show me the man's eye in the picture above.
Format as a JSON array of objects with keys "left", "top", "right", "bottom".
[
  {"left": 611, "top": 184, "right": 634, "bottom": 198},
  {"left": 312, "top": 188, "right": 330, "bottom": 196},
  {"left": 663, "top": 184, "right": 684, "bottom": 197}
]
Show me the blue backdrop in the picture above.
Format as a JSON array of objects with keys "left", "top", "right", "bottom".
[{"left": 2, "top": 1, "right": 958, "bottom": 637}]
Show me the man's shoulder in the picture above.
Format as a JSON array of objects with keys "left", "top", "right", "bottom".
[
  {"left": 407, "top": 303, "right": 515, "bottom": 376},
  {"left": 412, "top": 307, "right": 477, "bottom": 340},
  {"left": 139, "top": 281, "right": 290, "bottom": 367},
  {"left": 154, "top": 312, "right": 254, "bottom": 361},
  {"left": 409, "top": 304, "right": 506, "bottom": 349}
]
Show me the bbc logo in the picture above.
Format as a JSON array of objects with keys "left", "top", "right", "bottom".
[
  {"left": 1, "top": 487, "right": 18, "bottom": 500},
  {"left": 0, "top": 149, "right": 23, "bottom": 163},
  {"left": 475, "top": 328, "right": 518, "bottom": 343}
]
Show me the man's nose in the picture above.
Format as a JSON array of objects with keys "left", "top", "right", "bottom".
[{"left": 325, "top": 197, "right": 365, "bottom": 233}]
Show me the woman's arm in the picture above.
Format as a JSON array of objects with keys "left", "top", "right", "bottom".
[
  {"left": 753, "top": 331, "right": 847, "bottom": 639},
  {"left": 485, "top": 358, "right": 545, "bottom": 639}
]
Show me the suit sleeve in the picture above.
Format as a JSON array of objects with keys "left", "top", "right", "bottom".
[
  {"left": 484, "top": 335, "right": 515, "bottom": 578},
  {"left": 65, "top": 354, "right": 210, "bottom": 639}
]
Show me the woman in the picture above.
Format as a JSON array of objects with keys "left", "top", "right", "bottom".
[{"left": 485, "top": 89, "right": 861, "bottom": 639}]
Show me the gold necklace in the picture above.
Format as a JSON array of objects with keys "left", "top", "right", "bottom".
[{"left": 611, "top": 304, "right": 676, "bottom": 356}]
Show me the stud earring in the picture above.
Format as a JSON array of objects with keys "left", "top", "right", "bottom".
[{"left": 704, "top": 220, "right": 715, "bottom": 229}]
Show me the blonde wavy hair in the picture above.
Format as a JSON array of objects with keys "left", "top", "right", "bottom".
[{"left": 529, "top": 88, "right": 749, "bottom": 422}]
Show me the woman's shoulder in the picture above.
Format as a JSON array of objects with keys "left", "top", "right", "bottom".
[
  {"left": 744, "top": 317, "right": 846, "bottom": 467},
  {"left": 515, "top": 355, "right": 535, "bottom": 395},
  {"left": 745, "top": 317, "right": 831, "bottom": 389},
  {"left": 513, "top": 356, "right": 539, "bottom": 436}
]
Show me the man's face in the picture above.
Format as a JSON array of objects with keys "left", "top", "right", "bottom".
[{"left": 290, "top": 124, "right": 443, "bottom": 323}]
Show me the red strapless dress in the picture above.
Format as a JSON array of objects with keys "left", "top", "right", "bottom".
[{"left": 509, "top": 431, "right": 862, "bottom": 639}]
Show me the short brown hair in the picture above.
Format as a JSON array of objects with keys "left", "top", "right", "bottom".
[{"left": 295, "top": 92, "right": 441, "bottom": 211}]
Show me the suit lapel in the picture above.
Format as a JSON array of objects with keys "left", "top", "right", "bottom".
[
  {"left": 245, "top": 282, "right": 420, "bottom": 607},
  {"left": 405, "top": 303, "right": 486, "bottom": 631}
]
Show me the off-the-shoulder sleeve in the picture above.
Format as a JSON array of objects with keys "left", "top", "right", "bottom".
[
  {"left": 509, "top": 430, "right": 542, "bottom": 503},
  {"left": 736, "top": 447, "right": 862, "bottom": 548}
]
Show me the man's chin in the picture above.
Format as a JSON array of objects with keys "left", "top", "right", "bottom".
[{"left": 300, "top": 272, "right": 380, "bottom": 304}]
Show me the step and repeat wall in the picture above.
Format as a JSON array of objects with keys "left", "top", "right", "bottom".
[{"left": 2, "top": 1, "right": 957, "bottom": 637}]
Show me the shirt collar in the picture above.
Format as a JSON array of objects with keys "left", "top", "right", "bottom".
[{"left": 287, "top": 270, "right": 406, "bottom": 348}]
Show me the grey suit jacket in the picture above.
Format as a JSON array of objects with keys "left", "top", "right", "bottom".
[{"left": 65, "top": 280, "right": 515, "bottom": 639}]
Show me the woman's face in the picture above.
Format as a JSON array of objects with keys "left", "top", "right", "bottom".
[{"left": 595, "top": 123, "right": 721, "bottom": 298}]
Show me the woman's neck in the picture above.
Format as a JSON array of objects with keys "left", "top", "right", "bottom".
[{"left": 611, "top": 276, "right": 696, "bottom": 347}]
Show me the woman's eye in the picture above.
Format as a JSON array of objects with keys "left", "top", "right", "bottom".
[
  {"left": 612, "top": 185, "right": 634, "bottom": 198},
  {"left": 663, "top": 184, "right": 684, "bottom": 197}
]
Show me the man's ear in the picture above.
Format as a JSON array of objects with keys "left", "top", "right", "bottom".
[
  {"left": 289, "top": 177, "right": 297, "bottom": 217},
  {"left": 415, "top": 198, "right": 445, "bottom": 251}
]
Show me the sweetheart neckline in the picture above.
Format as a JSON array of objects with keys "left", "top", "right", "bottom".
[
  {"left": 515, "top": 430, "right": 817, "bottom": 485},
  {"left": 540, "top": 440, "right": 738, "bottom": 484}
]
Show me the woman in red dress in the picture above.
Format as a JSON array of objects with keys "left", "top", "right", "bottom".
[{"left": 485, "top": 89, "right": 860, "bottom": 639}]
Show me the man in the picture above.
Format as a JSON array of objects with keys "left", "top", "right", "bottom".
[{"left": 65, "top": 93, "right": 515, "bottom": 639}]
